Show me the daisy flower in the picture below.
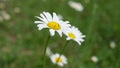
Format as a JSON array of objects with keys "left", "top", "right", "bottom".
[
  {"left": 63, "top": 26, "right": 85, "bottom": 45},
  {"left": 91, "top": 56, "right": 99, "bottom": 63},
  {"left": 34, "top": 12, "right": 71, "bottom": 37},
  {"left": 50, "top": 53, "right": 67, "bottom": 66},
  {"left": 46, "top": 47, "right": 53, "bottom": 56},
  {"left": 68, "top": 1, "right": 84, "bottom": 12},
  {"left": 110, "top": 41, "right": 116, "bottom": 49}
]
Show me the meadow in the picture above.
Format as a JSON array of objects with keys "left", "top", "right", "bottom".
[{"left": 0, "top": 0, "right": 120, "bottom": 68}]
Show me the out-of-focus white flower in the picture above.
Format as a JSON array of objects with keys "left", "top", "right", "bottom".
[
  {"left": 46, "top": 47, "right": 53, "bottom": 56},
  {"left": 1, "top": 11, "right": 11, "bottom": 20},
  {"left": 110, "top": 41, "right": 116, "bottom": 49},
  {"left": 14, "top": 7, "right": 21, "bottom": 13},
  {"left": 91, "top": 56, "right": 98, "bottom": 63},
  {"left": 68, "top": 1, "right": 84, "bottom": 12},
  {"left": 63, "top": 26, "right": 85, "bottom": 45},
  {"left": 34, "top": 12, "right": 71, "bottom": 37},
  {"left": 50, "top": 53, "right": 67, "bottom": 66}
]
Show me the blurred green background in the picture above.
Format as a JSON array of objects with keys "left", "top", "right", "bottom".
[{"left": 0, "top": 0, "right": 120, "bottom": 68}]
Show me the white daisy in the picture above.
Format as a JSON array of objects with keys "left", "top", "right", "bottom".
[
  {"left": 1, "top": 11, "right": 11, "bottom": 20},
  {"left": 34, "top": 12, "right": 71, "bottom": 37},
  {"left": 110, "top": 41, "right": 116, "bottom": 49},
  {"left": 91, "top": 56, "right": 98, "bottom": 63},
  {"left": 68, "top": 1, "right": 84, "bottom": 12},
  {"left": 63, "top": 26, "right": 85, "bottom": 45},
  {"left": 46, "top": 47, "right": 53, "bottom": 56},
  {"left": 50, "top": 53, "right": 67, "bottom": 66}
]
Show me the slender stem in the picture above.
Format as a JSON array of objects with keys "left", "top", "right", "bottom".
[
  {"left": 60, "top": 41, "right": 69, "bottom": 55},
  {"left": 84, "top": 4, "right": 97, "bottom": 48},
  {"left": 43, "top": 35, "right": 51, "bottom": 68},
  {"left": 86, "top": 4, "right": 97, "bottom": 41},
  {"left": 57, "top": 41, "right": 69, "bottom": 62}
]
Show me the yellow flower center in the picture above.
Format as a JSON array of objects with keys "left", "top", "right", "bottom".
[
  {"left": 55, "top": 57, "right": 62, "bottom": 63},
  {"left": 47, "top": 21, "right": 61, "bottom": 30},
  {"left": 68, "top": 32, "right": 76, "bottom": 39}
]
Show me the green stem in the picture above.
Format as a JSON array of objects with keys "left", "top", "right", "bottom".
[
  {"left": 87, "top": 4, "right": 97, "bottom": 40},
  {"left": 43, "top": 35, "right": 51, "bottom": 68},
  {"left": 57, "top": 41, "right": 69, "bottom": 62},
  {"left": 83, "top": 2, "right": 98, "bottom": 57},
  {"left": 84, "top": 3, "right": 98, "bottom": 47},
  {"left": 60, "top": 41, "right": 69, "bottom": 55}
]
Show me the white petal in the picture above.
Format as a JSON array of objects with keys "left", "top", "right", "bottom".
[
  {"left": 46, "top": 47, "right": 53, "bottom": 56},
  {"left": 58, "top": 63, "right": 64, "bottom": 66},
  {"left": 61, "top": 55, "right": 67, "bottom": 60},
  {"left": 34, "top": 21, "right": 43, "bottom": 23},
  {"left": 50, "top": 55, "right": 56, "bottom": 64},
  {"left": 49, "top": 29, "right": 55, "bottom": 36},
  {"left": 43, "top": 12, "right": 52, "bottom": 22},
  {"left": 40, "top": 12, "right": 47, "bottom": 20},
  {"left": 64, "top": 21, "right": 70, "bottom": 24},
  {"left": 46, "top": 12, "right": 52, "bottom": 21},
  {"left": 36, "top": 16, "right": 48, "bottom": 23},
  {"left": 53, "top": 12, "right": 59, "bottom": 21},
  {"left": 40, "top": 13, "right": 49, "bottom": 23},
  {"left": 57, "top": 30, "right": 62, "bottom": 37},
  {"left": 37, "top": 24, "right": 47, "bottom": 30},
  {"left": 82, "top": 35, "right": 86, "bottom": 38},
  {"left": 79, "top": 38, "right": 84, "bottom": 42},
  {"left": 63, "top": 60, "right": 67, "bottom": 64},
  {"left": 66, "top": 37, "right": 71, "bottom": 40},
  {"left": 76, "top": 40, "right": 81, "bottom": 45}
]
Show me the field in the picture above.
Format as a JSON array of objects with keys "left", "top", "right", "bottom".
[{"left": 0, "top": 0, "right": 120, "bottom": 68}]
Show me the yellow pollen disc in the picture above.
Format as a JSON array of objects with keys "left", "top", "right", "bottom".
[
  {"left": 55, "top": 57, "right": 62, "bottom": 63},
  {"left": 47, "top": 21, "right": 61, "bottom": 30},
  {"left": 68, "top": 32, "right": 76, "bottom": 39}
]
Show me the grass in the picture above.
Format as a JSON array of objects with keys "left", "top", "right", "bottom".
[{"left": 0, "top": 0, "right": 120, "bottom": 68}]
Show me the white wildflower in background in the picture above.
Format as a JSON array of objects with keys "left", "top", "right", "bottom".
[
  {"left": 46, "top": 47, "right": 53, "bottom": 56},
  {"left": 68, "top": 1, "right": 84, "bottom": 12},
  {"left": 110, "top": 41, "right": 116, "bottom": 49},
  {"left": 91, "top": 56, "right": 98, "bottom": 63},
  {"left": 1, "top": 11, "right": 11, "bottom": 20},
  {"left": 63, "top": 26, "right": 85, "bottom": 45},
  {"left": 34, "top": 12, "right": 71, "bottom": 37},
  {"left": 50, "top": 53, "right": 67, "bottom": 66},
  {"left": 14, "top": 7, "right": 21, "bottom": 14}
]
